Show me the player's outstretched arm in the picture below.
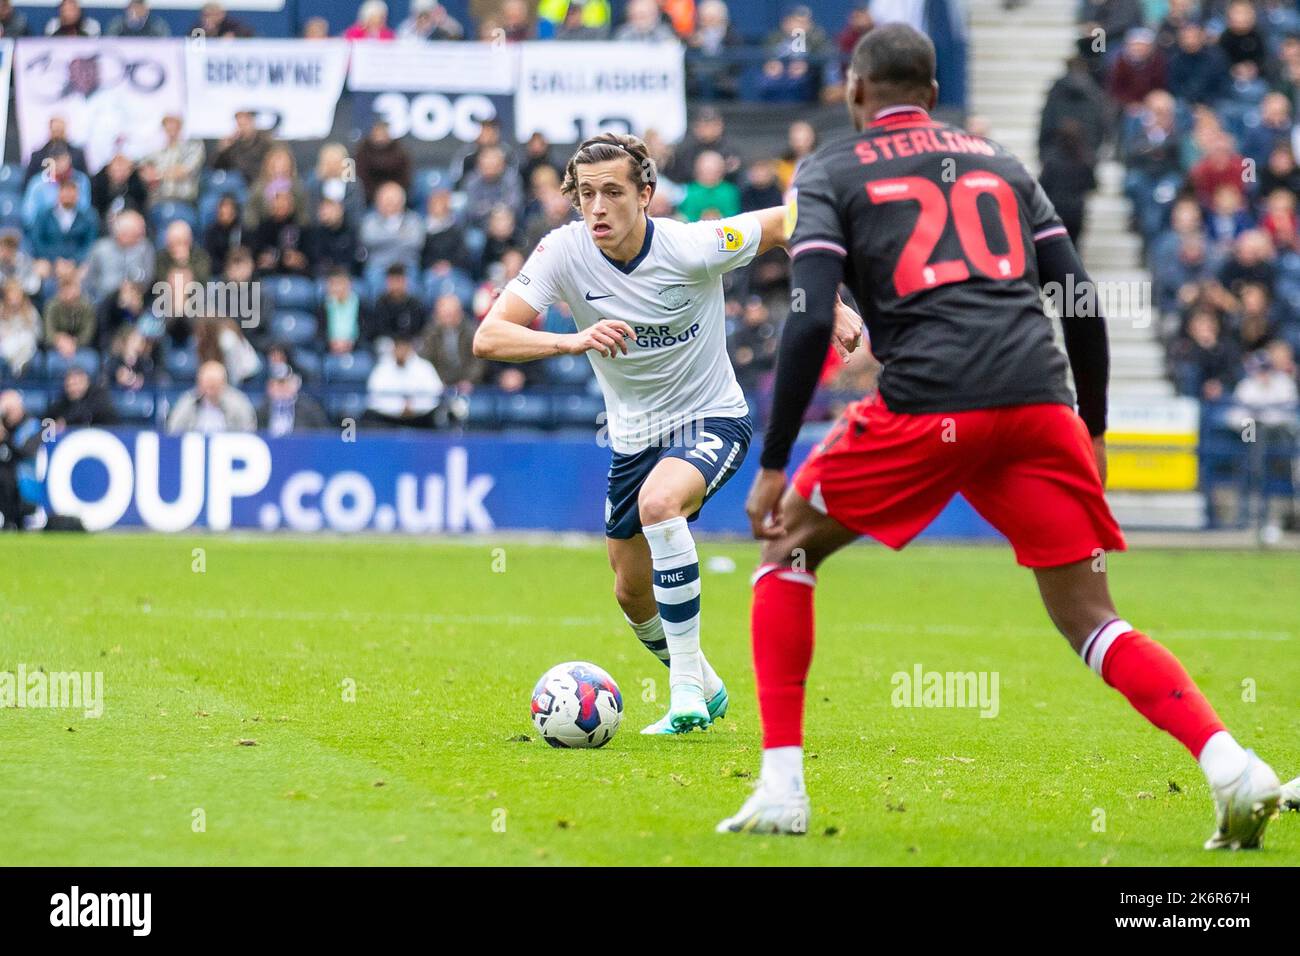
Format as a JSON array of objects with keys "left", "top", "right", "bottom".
[
  {"left": 753, "top": 205, "right": 790, "bottom": 255},
  {"left": 473, "top": 289, "right": 635, "bottom": 362}
]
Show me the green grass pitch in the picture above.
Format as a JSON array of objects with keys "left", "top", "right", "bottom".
[{"left": 1, "top": 533, "right": 1297, "bottom": 866}]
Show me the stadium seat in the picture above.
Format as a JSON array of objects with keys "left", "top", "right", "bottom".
[
  {"left": 422, "top": 268, "right": 475, "bottom": 310},
  {"left": 543, "top": 354, "right": 594, "bottom": 388},
  {"left": 45, "top": 347, "right": 100, "bottom": 380},
  {"left": 270, "top": 310, "right": 319, "bottom": 348},
  {"left": 0, "top": 193, "right": 23, "bottom": 230},
  {"left": 165, "top": 346, "right": 200, "bottom": 381},
  {"left": 20, "top": 388, "right": 48, "bottom": 418},
  {"left": 13, "top": 350, "right": 44, "bottom": 383},
  {"left": 410, "top": 166, "right": 451, "bottom": 209},
  {"left": 498, "top": 392, "right": 554, "bottom": 429},
  {"left": 267, "top": 274, "right": 320, "bottom": 311},
  {"left": 113, "top": 389, "right": 155, "bottom": 424},
  {"left": 326, "top": 390, "right": 367, "bottom": 423},
  {"left": 324, "top": 350, "right": 374, "bottom": 384},
  {"left": 198, "top": 191, "right": 229, "bottom": 233},
  {"left": 150, "top": 201, "right": 199, "bottom": 236},
  {"left": 463, "top": 389, "right": 499, "bottom": 429},
  {"left": 0, "top": 163, "right": 25, "bottom": 193},
  {"left": 201, "top": 169, "right": 248, "bottom": 201},
  {"left": 552, "top": 392, "right": 604, "bottom": 429},
  {"left": 292, "top": 348, "right": 323, "bottom": 383}
]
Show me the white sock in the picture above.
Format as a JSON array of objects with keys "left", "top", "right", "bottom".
[
  {"left": 642, "top": 516, "right": 704, "bottom": 691},
  {"left": 761, "top": 745, "right": 805, "bottom": 795},
  {"left": 1199, "top": 730, "right": 1250, "bottom": 790},
  {"left": 625, "top": 613, "right": 724, "bottom": 697}
]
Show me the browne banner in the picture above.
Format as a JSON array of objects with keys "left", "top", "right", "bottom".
[
  {"left": 514, "top": 41, "right": 687, "bottom": 144},
  {"left": 183, "top": 37, "right": 350, "bottom": 140},
  {"left": 14, "top": 38, "right": 185, "bottom": 171}
]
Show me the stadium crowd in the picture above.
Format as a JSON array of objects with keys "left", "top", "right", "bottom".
[
  {"left": 1039, "top": 0, "right": 1300, "bottom": 419},
  {"left": 0, "top": 0, "right": 883, "bottom": 449}
]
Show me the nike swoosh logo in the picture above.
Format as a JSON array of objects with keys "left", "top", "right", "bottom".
[{"left": 584, "top": 291, "right": 614, "bottom": 301}]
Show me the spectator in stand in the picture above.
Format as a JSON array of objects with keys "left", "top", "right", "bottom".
[
  {"left": 364, "top": 333, "right": 443, "bottom": 428},
  {"left": 354, "top": 120, "right": 412, "bottom": 205},
  {"left": 463, "top": 146, "right": 524, "bottom": 228},
  {"left": 29, "top": 179, "right": 98, "bottom": 269},
  {"left": 43, "top": 272, "right": 95, "bottom": 358},
  {"left": 1189, "top": 130, "right": 1247, "bottom": 209},
  {"left": 90, "top": 152, "right": 148, "bottom": 223},
  {"left": 1039, "top": 119, "right": 1097, "bottom": 244},
  {"left": 360, "top": 183, "right": 422, "bottom": 282},
  {"left": 310, "top": 143, "right": 365, "bottom": 227},
  {"left": 1167, "top": 22, "right": 1227, "bottom": 107},
  {"left": 21, "top": 148, "right": 92, "bottom": 229},
  {"left": 301, "top": 16, "right": 330, "bottom": 38},
  {"left": 1040, "top": 58, "right": 1106, "bottom": 160},
  {"left": 1259, "top": 143, "right": 1300, "bottom": 198},
  {"left": 1205, "top": 184, "right": 1253, "bottom": 249},
  {"left": 1233, "top": 281, "right": 1281, "bottom": 352},
  {"left": 106, "top": 0, "right": 169, "bottom": 36},
  {"left": 369, "top": 263, "right": 425, "bottom": 344},
  {"left": 615, "top": 0, "right": 677, "bottom": 41},
  {"left": 1078, "top": 0, "right": 1144, "bottom": 50},
  {"left": 0, "top": 232, "right": 40, "bottom": 297},
  {"left": 1154, "top": 231, "right": 1215, "bottom": 317},
  {"left": 498, "top": 0, "right": 534, "bottom": 41},
  {"left": 777, "top": 119, "right": 816, "bottom": 190},
  {"left": 1219, "top": 0, "right": 1267, "bottom": 70},
  {"left": 1260, "top": 189, "right": 1299, "bottom": 254},
  {"left": 47, "top": 366, "right": 117, "bottom": 428},
  {"left": 155, "top": 220, "right": 212, "bottom": 287},
  {"left": 245, "top": 145, "right": 307, "bottom": 230},
  {"left": 728, "top": 295, "right": 779, "bottom": 396},
  {"left": 687, "top": 0, "right": 743, "bottom": 99},
  {"left": 740, "top": 159, "right": 784, "bottom": 212},
  {"left": 755, "top": 4, "right": 831, "bottom": 104},
  {"left": 83, "top": 210, "right": 152, "bottom": 305},
  {"left": 0, "top": 391, "right": 41, "bottom": 531},
  {"left": 553, "top": 0, "right": 610, "bottom": 40},
  {"left": 480, "top": 206, "right": 522, "bottom": 271},
  {"left": 305, "top": 197, "right": 360, "bottom": 276},
  {"left": 399, "top": 0, "right": 464, "bottom": 40},
  {"left": 166, "top": 361, "right": 257, "bottom": 434},
  {"left": 1171, "top": 307, "right": 1241, "bottom": 400},
  {"left": 258, "top": 363, "right": 328, "bottom": 435},
  {"left": 519, "top": 132, "right": 561, "bottom": 196},
  {"left": 203, "top": 194, "right": 244, "bottom": 274},
  {"left": 668, "top": 107, "right": 742, "bottom": 184},
  {"left": 522, "top": 185, "right": 574, "bottom": 252},
  {"left": 835, "top": 5, "right": 874, "bottom": 77},
  {"left": 1217, "top": 231, "right": 1277, "bottom": 302},
  {"left": 344, "top": 0, "right": 395, "bottom": 39},
  {"left": 196, "top": 317, "right": 261, "bottom": 385},
  {"left": 251, "top": 187, "right": 310, "bottom": 276},
  {"left": 422, "top": 188, "right": 472, "bottom": 275},
  {"left": 213, "top": 109, "right": 273, "bottom": 185},
  {"left": 103, "top": 326, "right": 160, "bottom": 392},
  {"left": 1231, "top": 343, "right": 1299, "bottom": 428},
  {"left": 1154, "top": 0, "right": 1195, "bottom": 50},
  {"left": 192, "top": 1, "right": 253, "bottom": 38},
  {"left": 0, "top": 280, "right": 39, "bottom": 376},
  {"left": 420, "top": 293, "right": 482, "bottom": 392},
  {"left": 0, "top": 0, "right": 30, "bottom": 37},
  {"left": 320, "top": 268, "right": 368, "bottom": 354},
  {"left": 44, "top": 0, "right": 99, "bottom": 36},
  {"left": 95, "top": 280, "right": 152, "bottom": 351},
  {"left": 25, "top": 117, "right": 88, "bottom": 184},
  {"left": 452, "top": 119, "right": 516, "bottom": 189},
  {"left": 1240, "top": 93, "right": 1292, "bottom": 170},
  {"left": 1121, "top": 90, "right": 1184, "bottom": 240},
  {"left": 678, "top": 151, "right": 741, "bottom": 222},
  {"left": 1107, "top": 27, "right": 1166, "bottom": 113},
  {"left": 141, "top": 113, "right": 204, "bottom": 206}
]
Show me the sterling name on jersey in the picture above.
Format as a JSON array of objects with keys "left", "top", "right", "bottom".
[{"left": 505, "top": 214, "right": 760, "bottom": 454}]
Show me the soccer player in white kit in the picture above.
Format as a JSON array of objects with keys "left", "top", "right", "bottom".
[{"left": 474, "top": 132, "right": 861, "bottom": 734}]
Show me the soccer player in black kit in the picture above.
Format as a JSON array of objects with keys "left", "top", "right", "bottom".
[{"left": 717, "top": 23, "right": 1285, "bottom": 849}]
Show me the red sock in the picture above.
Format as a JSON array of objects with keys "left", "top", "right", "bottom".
[
  {"left": 1083, "top": 620, "right": 1226, "bottom": 758},
  {"left": 751, "top": 564, "right": 816, "bottom": 749}
]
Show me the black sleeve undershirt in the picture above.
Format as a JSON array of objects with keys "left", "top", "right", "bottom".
[
  {"left": 759, "top": 251, "right": 843, "bottom": 470},
  {"left": 1036, "top": 234, "right": 1110, "bottom": 437}
]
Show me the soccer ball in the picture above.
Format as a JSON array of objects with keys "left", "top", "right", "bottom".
[{"left": 530, "top": 662, "right": 623, "bottom": 748}]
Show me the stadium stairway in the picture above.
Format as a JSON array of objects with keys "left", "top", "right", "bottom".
[{"left": 969, "top": 0, "right": 1204, "bottom": 528}]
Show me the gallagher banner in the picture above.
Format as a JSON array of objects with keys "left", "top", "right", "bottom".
[
  {"left": 37, "top": 429, "right": 998, "bottom": 540},
  {"left": 183, "top": 37, "right": 350, "bottom": 140},
  {"left": 14, "top": 38, "right": 185, "bottom": 171}
]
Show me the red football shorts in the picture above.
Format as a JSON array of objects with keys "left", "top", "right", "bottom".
[{"left": 791, "top": 395, "right": 1127, "bottom": 568}]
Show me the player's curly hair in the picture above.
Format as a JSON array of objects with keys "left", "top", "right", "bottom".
[{"left": 560, "top": 133, "right": 657, "bottom": 207}]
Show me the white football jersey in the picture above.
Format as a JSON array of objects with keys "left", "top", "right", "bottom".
[{"left": 504, "top": 213, "right": 761, "bottom": 454}]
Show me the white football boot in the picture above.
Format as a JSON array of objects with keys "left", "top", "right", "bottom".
[
  {"left": 715, "top": 782, "right": 810, "bottom": 835},
  {"left": 1204, "top": 750, "right": 1281, "bottom": 850},
  {"left": 1280, "top": 775, "right": 1300, "bottom": 812}
]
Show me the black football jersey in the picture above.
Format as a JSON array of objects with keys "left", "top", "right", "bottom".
[{"left": 788, "top": 106, "right": 1075, "bottom": 415}]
